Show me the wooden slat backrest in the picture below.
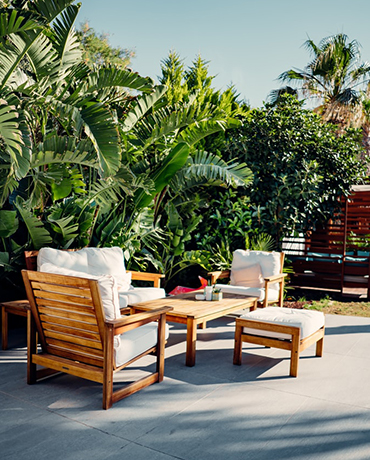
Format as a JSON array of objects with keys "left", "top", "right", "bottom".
[{"left": 22, "top": 270, "right": 106, "bottom": 368}]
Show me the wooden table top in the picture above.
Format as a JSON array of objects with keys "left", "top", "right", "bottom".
[{"left": 131, "top": 292, "right": 258, "bottom": 320}]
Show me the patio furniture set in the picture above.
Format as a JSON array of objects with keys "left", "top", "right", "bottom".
[{"left": 1, "top": 247, "right": 325, "bottom": 409}]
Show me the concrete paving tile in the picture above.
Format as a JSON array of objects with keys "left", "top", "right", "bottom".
[
  {"left": 54, "top": 376, "right": 226, "bottom": 441},
  {"left": 247, "top": 350, "right": 370, "bottom": 409},
  {"left": 106, "top": 442, "right": 181, "bottom": 460},
  {"left": 133, "top": 382, "right": 311, "bottom": 460},
  {"left": 322, "top": 314, "right": 370, "bottom": 358},
  {"left": 0, "top": 393, "right": 47, "bottom": 434},
  {"left": 1, "top": 409, "right": 130, "bottom": 460},
  {"left": 1, "top": 313, "right": 370, "bottom": 460},
  {"left": 256, "top": 397, "right": 370, "bottom": 460}
]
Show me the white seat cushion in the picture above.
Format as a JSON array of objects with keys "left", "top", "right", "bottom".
[
  {"left": 115, "top": 322, "right": 170, "bottom": 367},
  {"left": 39, "top": 263, "right": 121, "bottom": 321},
  {"left": 240, "top": 306, "right": 325, "bottom": 340},
  {"left": 119, "top": 287, "right": 166, "bottom": 309},
  {"left": 214, "top": 284, "right": 279, "bottom": 302}
]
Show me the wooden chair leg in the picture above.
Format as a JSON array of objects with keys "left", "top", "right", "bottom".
[
  {"left": 156, "top": 313, "right": 166, "bottom": 382},
  {"left": 233, "top": 323, "right": 243, "bottom": 365},
  {"left": 278, "top": 280, "right": 284, "bottom": 307},
  {"left": 27, "top": 310, "right": 37, "bottom": 384},
  {"left": 103, "top": 325, "right": 114, "bottom": 410},
  {"left": 290, "top": 332, "right": 300, "bottom": 377},
  {"left": 2, "top": 307, "right": 8, "bottom": 350}
]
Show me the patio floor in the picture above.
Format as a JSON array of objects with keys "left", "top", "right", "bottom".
[{"left": 1, "top": 313, "right": 370, "bottom": 460}]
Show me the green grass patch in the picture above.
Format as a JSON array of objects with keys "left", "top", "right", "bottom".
[{"left": 307, "top": 299, "right": 370, "bottom": 317}]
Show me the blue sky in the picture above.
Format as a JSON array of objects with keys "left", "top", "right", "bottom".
[{"left": 79, "top": 0, "right": 370, "bottom": 108}]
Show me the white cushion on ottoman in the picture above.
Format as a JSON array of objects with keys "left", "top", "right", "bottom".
[{"left": 240, "top": 306, "right": 325, "bottom": 340}]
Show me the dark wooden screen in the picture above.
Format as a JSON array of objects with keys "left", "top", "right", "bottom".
[{"left": 283, "top": 186, "right": 370, "bottom": 296}]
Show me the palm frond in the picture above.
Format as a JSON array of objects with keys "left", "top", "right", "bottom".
[
  {"left": 0, "top": 0, "right": 75, "bottom": 89},
  {"left": 50, "top": 4, "right": 82, "bottom": 76},
  {"left": 25, "top": 30, "right": 58, "bottom": 79},
  {"left": 47, "top": 98, "right": 120, "bottom": 176},
  {"left": 85, "top": 67, "right": 155, "bottom": 95},
  {"left": 47, "top": 213, "right": 79, "bottom": 242},
  {"left": 179, "top": 118, "right": 231, "bottom": 146},
  {"left": 14, "top": 196, "right": 52, "bottom": 249},
  {"left": 31, "top": 0, "right": 76, "bottom": 23},
  {"left": 0, "top": 98, "right": 31, "bottom": 178},
  {"left": 175, "top": 150, "right": 253, "bottom": 188},
  {"left": 0, "top": 8, "right": 41, "bottom": 37},
  {"left": 121, "top": 84, "right": 167, "bottom": 132}
]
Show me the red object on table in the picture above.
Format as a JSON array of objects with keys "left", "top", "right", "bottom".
[{"left": 169, "top": 276, "right": 208, "bottom": 296}]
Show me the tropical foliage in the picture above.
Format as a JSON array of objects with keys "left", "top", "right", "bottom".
[
  {"left": 224, "top": 95, "right": 368, "bottom": 245},
  {"left": 0, "top": 0, "right": 252, "bottom": 291},
  {"left": 277, "top": 34, "right": 370, "bottom": 127},
  {"left": 0, "top": 2, "right": 368, "bottom": 296}
]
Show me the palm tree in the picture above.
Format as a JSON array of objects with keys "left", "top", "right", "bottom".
[{"left": 279, "top": 33, "right": 370, "bottom": 126}]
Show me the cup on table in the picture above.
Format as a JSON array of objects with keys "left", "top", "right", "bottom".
[{"left": 205, "top": 286, "right": 213, "bottom": 301}]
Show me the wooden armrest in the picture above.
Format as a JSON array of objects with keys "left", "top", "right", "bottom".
[
  {"left": 208, "top": 270, "right": 230, "bottom": 284},
  {"left": 107, "top": 306, "right": 173, "bottom": 335},
  {"left": 264, "top": 273, "right": 287, "bottom": 283},
  {"left": 128, "top": 271, "right": 165, "bottom": 288}
]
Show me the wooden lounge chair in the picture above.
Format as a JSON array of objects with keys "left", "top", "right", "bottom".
[
  {"left": 208, "top": 250, "right": 287, "bottom": 308},
  {"left": 22, "top": 270, "right": 172, "bottom": 409}
]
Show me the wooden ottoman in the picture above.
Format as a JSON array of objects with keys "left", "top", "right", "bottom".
[{"left": 233, "top": 307, "right": 325, "bottom": 377}]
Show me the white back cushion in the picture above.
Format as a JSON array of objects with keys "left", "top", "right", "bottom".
[
  {"left": 84, "top": 247, "right": 128, "bottom": 289},
  {"left": 39, "top": 263, "right": 121, "bottom": 321},
  {"left": 38, "top": 247, "right": 88, "bottom": 272},
  {"left": 230, "top": 263, "right": 264, "bottom": 288},
  {"left": 37, "top": 247, "right": 131, "bottom": 291},
  {"left": 231, "top": 250, "right": 282, "bottom": 290}
]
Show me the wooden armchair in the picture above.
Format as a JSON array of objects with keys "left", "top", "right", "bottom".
[
  {"left": 22, "top": 270, "right": 172, "bottom": 409},
  {"left": 208, "top": 250, "right": 287, "bottom": 308}
]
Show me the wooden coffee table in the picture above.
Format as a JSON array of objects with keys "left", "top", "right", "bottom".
[{"left": 130, "top": 292, "right": 258, "bottom": 366}]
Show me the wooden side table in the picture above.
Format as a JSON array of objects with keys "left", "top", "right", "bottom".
[{"left": 1, "top": 300, "right": 30, "bottom": 350}]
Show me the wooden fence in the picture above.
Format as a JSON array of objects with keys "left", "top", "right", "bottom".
[{"left": 283, "top": 185, "right": 370, "bottom": 297}]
